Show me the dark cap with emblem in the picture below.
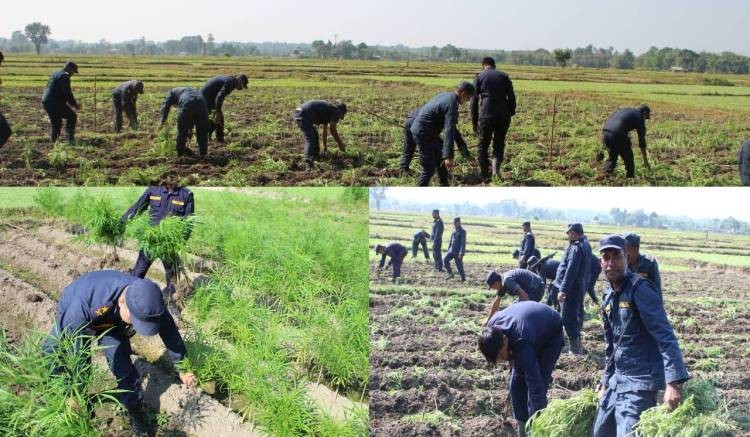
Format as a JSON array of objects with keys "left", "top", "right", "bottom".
[
  {"left": 599, "top": 235, "right": 626, "bottom": 253},
  {"left": 486, "top": 271, "right": 502, "bottom": 289},
  {"left": 567, "top": 223, "right": 584, "bottom": 234},
  {"left": 623, "top": 233, "right": 641, "bottom": 247},
  {"left": 125, "top": 279, "right": 165, "bottom": 336}
]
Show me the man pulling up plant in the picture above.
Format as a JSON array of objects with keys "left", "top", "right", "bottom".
[
  {"left": 43, "top": 270, "right": 196, "bottom": 437},
  {"left": 121, "top": 177, "right": 194, "bottom": 321}
]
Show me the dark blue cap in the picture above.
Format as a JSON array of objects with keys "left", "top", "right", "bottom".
[
  {"left": 486, "top": 271, "right": 502, "bottom": 289},
  {"left": 454, "top": 217, "right": 461, "bottom": 223},
  {"left": 432, "top": 209, "right": 439, "bottom": 214},
  {"left": 512, "top": 249, "right": 520, "bottom": 259},
  {"left": 125, "top": 279, "right": 165, "bottom": 336},
  {"left": 522, "top": 221, "right": 531, "bottom": 227},
  {"left": 458, "top": 81, "right": 475, "bottom": 95},
  {"left": 624, "top": 233, "right": 641, "bottom": 247},
  {"left": 567, "top": 223, "right": 584, "bottom": 234},
  {"left": 64, "top": 61, "right": 78, "bottom": 73},
  {"left": 599, "top": 235, "right": 626, "bottom": 253},
  {"left": 375, "top": 244, "right": 385, "bottom": 253}
]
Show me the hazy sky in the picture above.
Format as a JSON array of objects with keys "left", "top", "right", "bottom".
[
  {"left": 378, "top": 188, "right": 750, "bottom": 221},
  {"left": 2, "top": 0, "right": 749, "bottom": 55}
]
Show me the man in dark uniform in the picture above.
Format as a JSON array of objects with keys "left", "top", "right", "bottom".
[
  {"left": 121, "top": 180, "right": 194, "bottom": 319},
  {"left": 200, "top": 74, "right": 249, "bottom": 143},
  {"left": 479, "top": 301, "right": 563, "bottom": 437},
  {"left": 293, "top": 100, "right": 347, "bottom": 170},
  {"left": 375, "top": 242, "right": 408, "bottom": 284},
  {"left": 411, "top": 82, "right": 475, "bottom": 186},
  {"left": 553, "top": 223, "right": 589, "bottom": 355},
  {"left": 444, "top": 217, "right": 467, "bottom": 282},
  {"left": 624, "top": 233, "right": 662, "bottom": 294},
  {"left": 160, "top": 87, "right": 210, "bottom": 157},
  {"left": 431, "top": 209, "right": 444, "bottom": 272},
  {"left": 411, "top": 229, "right": 430, "bottom": 261},
  {"left": 42, "top": 61, "right": 81, "bottom": 144},
  {"left": 471, "top": 57, "right": 517, "bottom": 180},
  {"left": 528, "top": 253, "right": 561, "bottom": 311},
  {"left": 43, "top": 270, "right": 196, "bottom": 436},
  {"left": 593, "top": 235, "right": 688, "bottom": 437},
  {"left": 739, "top": 139, "right": 750, "bottom": 186},
  {"left": 0, "top": 51, "right": 8, "bottom": 147},
  {"left": 485, "top": 269, "right": 545, "bottom": 323},
  {"left": 602, "top": 105, "right": 652, "bottom": 178},
  {"left": 400, "top": 106, "right": 474, "bottom": 173},
  {"left": 112, "top": 80, "right": 144, "bottom": 133},
  {"left": 518, "top": 221, "right": 536, "bottom": 268}
]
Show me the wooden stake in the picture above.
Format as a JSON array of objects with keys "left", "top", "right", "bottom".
[
  {"left": 548, "top": 94, "right": 558, "bottom": 169},
  {"left": 93, "top": 75, "right": 98, "bottom": 133}
]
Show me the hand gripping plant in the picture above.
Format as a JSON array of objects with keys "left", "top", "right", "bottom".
[
  {"left": 81, "top": 197, "right": 127, "bottom": 265},
  {"left": 127, "top": 214, "right": 197, "bottom": 283}
]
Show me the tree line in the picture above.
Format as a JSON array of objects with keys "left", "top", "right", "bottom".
[
  {"left": 2, "top": 23, "right": 749, "bottom": 75},
  {"left": 372, "top": 198, "right": 750, "bottom": 235}
]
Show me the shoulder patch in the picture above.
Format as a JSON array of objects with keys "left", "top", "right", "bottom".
[
  {"left": 149, "top": 195, "right": 161, "bottom": 201},
  {"left": 171, "top": 200, "right": 185, "bottom": 206},
  {"left": 620, "top": 301, "right": 631, "bottom": 309}
]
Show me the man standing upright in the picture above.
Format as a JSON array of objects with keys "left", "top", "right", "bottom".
[
  {"left": 42, "top": 61, "right": 80, "bottom": 145},
  {"left": 471, "top": 57, "right": 517, "bottom": 181},
  {"left": 593, "top": 235, "right": 688, "bottom": 437},
  {"left": 553, "top": 223, "right": 590, "bottom": 355},
  {"left": 411, "top": 82, "right": 475, "bottom": 186},
  {"left": 739, "top": 139, "right": 750, "bottom": 186},
  {"left": 444, "top": 217, "right": 467, "bottom": 282},
  {"left": 431, "top": 209, "right": 444, "bottom": 272},
  {"left": 200, "top": 74, "right": 249, "bottom": 143},
  {"left": 602, "top": 105, "right": 652, "bottom": 178},
  {"left": 518, "top": 221, "right": 536, "bottom": 269},
  {"left": 121, "top": 178, "right": 194, "bottom": 320}
]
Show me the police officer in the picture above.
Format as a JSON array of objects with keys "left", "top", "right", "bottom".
[
  {"left": 444, "top": 217, "right": 467, "bottom": 282},
  {"left": 0, "top": 51, "right": 9, "bottom": 147},
  {"left": 485, "top": 269, "right": 545, "bottom": 322},
  {"left": 200, "top": 74, "right": 249, "bottom": 143},
  {"left": 431, "top": 209, "right": 444, "bottom": 272},
  {"left": 121, "top": 180, "right": 194, "bottom": 320},
  {"left": 593, "top": 235, "right": 689, "bottom": 437},
  {"left": 400, "top": 106, "right": 474, "bottom": 173},
  {"left": 160, "top": 87, "right": 210, "bottom": 157},
  {"left": 112, "top": 80, "right": 144, "bottom": 133},
  {"left": 42, "top": 61, "right": 81, "bottom": 145},
  {"left": 528, "top": 253, "right": 561, "bottom": 311},
  {"left": 602, "top": 105, "right": 652, "bottom": 178},
  {"left": 471, "top": 57, "right": 517, "bottom": 181},
  {"left": 553, "top": 223, "right": 590, "bottom": 355},
  {"left": 740, "top": 139, "right": 750, "bottom": 186},
  {"left": 624, "top": 233, "right": 662, "bottom": 294},
  {"left": 293, "top": 100, "right": 347, "bottom": 171},
  {"left": 518, "top": 221, "right": 536, "bottom": 268},
  {"left": 588, "top": 252, "right": 602, "bottom": 305},
  {"left": 479, "top": 301, "right": 563, "bottom": 437},
  {"left": 43, "top": 270, "right": 196, "bottom": 436},
  {"left": 375, "top": 242, "right": 408, "bottom": 284},
  {"left": 411, "top": 82, "right": 475, "bottom": 186},
  {"left": 411, "top": 229, "right": 430, "bottom": 261}
]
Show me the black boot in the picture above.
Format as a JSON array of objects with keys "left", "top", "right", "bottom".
[
  {"left": 126, "top": 404, "right": 149, "bottom": 437},
  {"left": 569, "top": 336, "right": 584, "bottom": 355}
]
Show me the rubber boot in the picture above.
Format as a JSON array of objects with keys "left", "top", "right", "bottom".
[
  {"left": 491, "top": 158, "right": 501, "bottom": 180},
  {"left": 569, "top": 335, "right": 584, "bottom": 356},
  {"left": 126, "top": 404, "right": 149, "bottom": 437},
  {"left": 517, "top": 420, "right": 527, "bottom": 437}
]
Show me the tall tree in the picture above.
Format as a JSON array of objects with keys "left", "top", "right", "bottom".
[
  {"left": 553, "top": 48, "right": 572, "bottom": 68},
  {"left": 24, "top": 22, "right": 51, "bottom": 55}
]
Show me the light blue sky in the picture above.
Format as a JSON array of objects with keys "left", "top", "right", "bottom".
[
  {"left": 2, "top": 0, "right": 748, "bottom": 54},
  {"left": 378, "top": 188, "right": 750, "bottom": 221}
]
